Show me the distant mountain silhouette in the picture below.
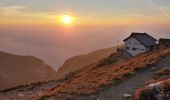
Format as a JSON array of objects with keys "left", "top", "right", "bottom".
[{"left": 0, "top": 51, "right": 57, "bottom": 91}]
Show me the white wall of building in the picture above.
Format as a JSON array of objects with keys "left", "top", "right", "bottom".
[{"left": 125, "top": 37, "right": 150, "bottom": 56}]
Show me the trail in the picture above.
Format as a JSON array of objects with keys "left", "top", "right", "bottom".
[
  {"left": 0, "top": 80, "right": 61, "bottom": 100},
  {"left": 74, "top": 55, "right": 170, "bottom": 100}
]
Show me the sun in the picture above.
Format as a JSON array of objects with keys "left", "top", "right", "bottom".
[{"left": 62, "top": 15, "right": 73, "bottom": 25}]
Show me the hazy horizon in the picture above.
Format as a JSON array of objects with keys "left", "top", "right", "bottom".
[
  {"left": 0, "top": 0, "right": 170, "bottom": 70},
  {"left": 0, "top": 24, "right": 170, "bottom": 70}
]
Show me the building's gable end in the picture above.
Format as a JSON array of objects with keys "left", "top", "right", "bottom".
[
  {"left": 125, "top": 37, "right": 146, "bottom": 48},
  {"left": 124, "top": 37, "right": 147, "bottom": 56}
]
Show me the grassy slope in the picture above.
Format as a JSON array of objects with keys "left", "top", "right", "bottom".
[
  {"left": 56, "top": 46, "right": 121, "bottom": 79},
  {"left": 0, "top": 51, "right": 57, "bottom": 91},
  {"left": 36, "top": 48, "right": 170, "bottom": 100}
]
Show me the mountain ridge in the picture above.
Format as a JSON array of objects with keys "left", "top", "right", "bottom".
[{"left": 0, "top": 51, "right": 57, "bottom": 91}]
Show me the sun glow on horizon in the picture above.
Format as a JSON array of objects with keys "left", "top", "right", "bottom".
[{"left": 62, "top": 15, "right": 73, "bottom": 25}]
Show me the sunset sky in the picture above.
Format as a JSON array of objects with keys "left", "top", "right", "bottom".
[
  {"left": 0, "top": 0, "right": 170, "bottom": 70},
  {"left": 1, "top": 0, "right": 170, "bottom": 25}
]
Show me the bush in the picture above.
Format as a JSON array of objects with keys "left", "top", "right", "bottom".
[
  {"left": 134, "top": 87, "right": 155, "bottom": 100},
  {"left": 161, "top": 80, "right": 170, "bottom": 92}
]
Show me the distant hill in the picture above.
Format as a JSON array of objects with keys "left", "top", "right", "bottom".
[
  {"left": 0, "top": 51, "right": 57, "bottom": 91},
  {"left": 56, "top": 46, "right": 121, "bottom": 79}
]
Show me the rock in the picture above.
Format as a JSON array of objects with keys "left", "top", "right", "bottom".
[
  {"left": 151, "top": 67, "right": 156, "bottom": 70},
  {"left": 90, "top": 95, "right": 96, "bottom": 99},
  {"left": 17, "top": 93, "right": 24, "bottom": 100},
  {"left": 17, "top": 93, "right": 24, "bottom": 97},
  {"left": 67, "top": 95, "right": 72, "bottom": 99},
  {"left": 122, "top": 93, "right": 132, "bottom": 100},
  {"left": 147, "top": 81, "right": 162, "bottom": 90}
]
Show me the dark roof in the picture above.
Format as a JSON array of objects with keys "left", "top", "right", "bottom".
[
  {"left": 159, "top": 38, "right": 170, "bottom": 42},
  {"left": 123, "top": 32, "right": 157, "bottom": 47},
  {"left": 159, "top": 38, "right": 170, "bottom": 46}
]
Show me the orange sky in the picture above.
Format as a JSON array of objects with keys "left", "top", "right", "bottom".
[{"left": 1, "top": 1, "right": 170, "bottom": 26}]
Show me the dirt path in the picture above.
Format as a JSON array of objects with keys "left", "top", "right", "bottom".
[
  {"left": 0, "top": 80, "right": 61, "bottom": 100},
  {"left": 74, "top": 55, "right": 170, "bottom": 100}
]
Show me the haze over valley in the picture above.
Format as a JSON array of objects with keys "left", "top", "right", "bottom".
[{"left": 0, "top": 24, "right": 170, "bottom": 70}]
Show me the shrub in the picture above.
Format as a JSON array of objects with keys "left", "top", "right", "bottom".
[
  {"left": 161, "top": 80, "right": 170, "bottom": 92},
  {"left": 134, "top": 87, "right": 155, "bottom": 100}
]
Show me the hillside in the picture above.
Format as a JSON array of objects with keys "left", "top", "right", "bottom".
[
  {"left": 1, "top": 48, "right": 170, "bottom": 100},
  {"left": 33, "top": 48, "right": 170, "bottom": 100},
  {"left": 0, "top": 51, "right": 57, "bottom": 91},
  {"left": 56, "top": 46, "right": 121, "bottom": 79}
]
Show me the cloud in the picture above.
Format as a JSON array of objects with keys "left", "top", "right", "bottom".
[
  {"left": 0, "top": 5, "right": 59, "bottom": 24},
  {"left": 0, "top": 5, "right": 26, "bottom": 15},
  {"left": 0, "top": 5, "right": 25, "bottom": 10}
]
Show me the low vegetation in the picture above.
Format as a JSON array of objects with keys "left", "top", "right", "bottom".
[
  {"left": 155, "top": 68, "right": 170, "bottom": 80},
  {"left": 97, "top": 53, "right": 118, "bottom": 66},
  {"left": 1, "top": 79, "right": 59, "bottom": 93},
  {"left": 134, "top": 67, "right": 170, "bottom": 100},
  {"left": 35, "top": 48, "right": 170, "bottom": 100}
]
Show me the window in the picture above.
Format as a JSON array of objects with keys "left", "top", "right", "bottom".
[
  {"left": 132, "top": 48, "right": 137, "bottom": 51},
  {"left": 126, "top": 47, "right": 130, "bottom": 50}
]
